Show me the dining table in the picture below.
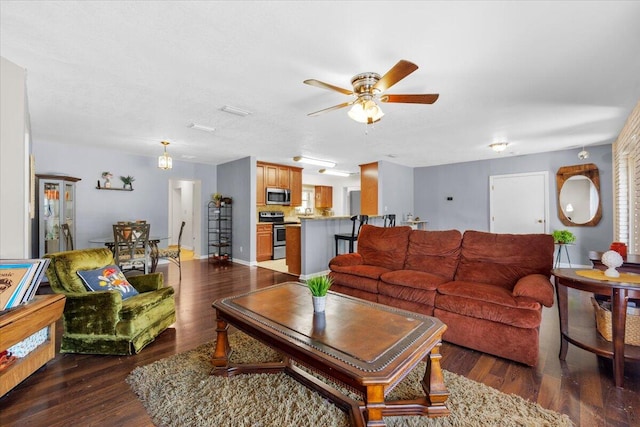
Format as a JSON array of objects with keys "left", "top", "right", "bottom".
[{"left": 89, "top": 235, "right": 170, "bottom": 273}]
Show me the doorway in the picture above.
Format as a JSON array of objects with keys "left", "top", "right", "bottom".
[
  {"left": 489, "top": 172, "right": 549, "bottom": 234},
  {"left": 168, "top": 179, "right": 201, "bottom": 258}
]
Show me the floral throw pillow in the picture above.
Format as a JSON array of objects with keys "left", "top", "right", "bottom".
[{"left": 77, "top": 265, "right": 139, "bottom": 300}]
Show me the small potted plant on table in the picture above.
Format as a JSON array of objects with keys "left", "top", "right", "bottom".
[{"left": 306, "top": 275, "right": 333, "bottom": 312}]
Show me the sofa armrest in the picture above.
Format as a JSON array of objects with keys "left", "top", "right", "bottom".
[
  {"left": 62, "top": 291, "right": 122, "bottom": 334},
  {"left": 128, "top": 272, "right": 164, "bottom": 293},
  {"left": 513, "top": 274, "right": 554, "bottom": 307},
  {"left": 329, "top": 253, "right": 364, "bottom": 268}
]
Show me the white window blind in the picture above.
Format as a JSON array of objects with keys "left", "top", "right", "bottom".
[{"left": 613, "top": 101, "right": 640, "bottom": 254}]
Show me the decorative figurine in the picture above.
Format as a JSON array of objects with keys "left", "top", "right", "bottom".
[{"left": 601, "top": 250, "right": 624, "bottom": 278}]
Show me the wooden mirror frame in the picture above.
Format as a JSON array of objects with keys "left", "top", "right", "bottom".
[{"left": 556, "top": 163, "right": 602, "bottom": 226}]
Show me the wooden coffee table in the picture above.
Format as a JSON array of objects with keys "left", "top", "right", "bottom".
[{"left": 211, "top": 282, "right": 449, "bottom": 426}]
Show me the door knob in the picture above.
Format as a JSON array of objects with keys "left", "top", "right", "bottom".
[{"left": 537, "top": 219, "right": 543, "bottom": 223}]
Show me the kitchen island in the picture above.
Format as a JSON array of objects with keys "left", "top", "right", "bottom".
[{"left": 296, "top": 215, "right": 386, "bottom": 279}]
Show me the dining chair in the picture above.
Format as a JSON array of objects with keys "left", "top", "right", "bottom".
[
  {"left": 113, "top": 222, "right": 151, "bottom": 274},
  {"left": 61, "top": 223, "right": 74, "bottom": 250},
  {"left": 157, "top": 221, "right": 185, "bottom": 280},
  {"left": 334, "top": 215, "right": 368, "bottom": 255}
]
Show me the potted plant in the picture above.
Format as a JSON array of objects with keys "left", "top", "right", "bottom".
[
  {"left": 306, "top": 275, "right": 333, "bottom": 312},
  {"left": 552, "top": 230, "right": 576, "bottom": 245},
  {"left": 212, "top": 192, "right": 223, "bottom": 207},
  {"left": 120, "top": 175, "right": 135, "bottom": 190}
]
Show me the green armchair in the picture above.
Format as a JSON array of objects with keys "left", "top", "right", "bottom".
[{"left": 45, "top": 248, "right": 176, "bottom": 355}]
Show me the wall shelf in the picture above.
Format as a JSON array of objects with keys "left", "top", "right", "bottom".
[{"left": 95, "top": 187, "right": 133, "bottom": 191}]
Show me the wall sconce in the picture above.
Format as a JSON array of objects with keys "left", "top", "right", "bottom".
[
  {"left": 489, "top": 142, "right": 509, "bottom": 152},
  {"left": 158, "top": 141, "right": 173, "bottom": 170},
  {"left": 293, "top": 156, "right": 336, "bottom": 168}
]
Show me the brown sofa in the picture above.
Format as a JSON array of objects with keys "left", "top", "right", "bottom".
[{"left": 328, "top": 225, "right": 554, "bottom": 366}]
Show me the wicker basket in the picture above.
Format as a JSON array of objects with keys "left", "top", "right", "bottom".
[{"left": 591, "top": 297, "right": 640, "bottom": 346}]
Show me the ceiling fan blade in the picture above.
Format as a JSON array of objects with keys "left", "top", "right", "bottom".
[
  {"left": 303, "top": 79, "right": 354, "bottom": 96},
  {"left": 373, "top": 60, "right": 419, "bottom": 92},
  {"left": 379, "top": 94, "right": 439, "bottom": 104},
  {"left": 307, "top": 101, "right": 354, "bottom": 117}
]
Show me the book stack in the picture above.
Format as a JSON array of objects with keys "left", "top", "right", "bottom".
[{"left": 0, "top": 259, "right": 51, "bottom": 311}]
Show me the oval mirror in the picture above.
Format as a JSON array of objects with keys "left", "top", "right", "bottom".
[{"left": 556, "top": 163, "right": 602, "bottom": 226}]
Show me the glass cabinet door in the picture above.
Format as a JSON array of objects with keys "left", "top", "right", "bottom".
[
  {"left": 37, "top": 175, "right": 80, "bottom": 256},
  {"left": 43, "top": 182, "right": 61, "bottom": 254}
]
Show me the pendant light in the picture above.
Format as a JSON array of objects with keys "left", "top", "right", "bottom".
[{"left": 158, "top": 141, "right": 173, "bottom": 170}]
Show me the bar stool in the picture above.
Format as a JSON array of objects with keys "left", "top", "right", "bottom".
[
  {"left": 334, "top": 215, "right": 368, "bottom": 255},
  {"left": 383, "top": 214, "right": 396, "bottom": 227}
]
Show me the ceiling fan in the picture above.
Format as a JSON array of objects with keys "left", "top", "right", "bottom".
[{"left": 304, "top": 59, "right": 439, "bottom": 124}]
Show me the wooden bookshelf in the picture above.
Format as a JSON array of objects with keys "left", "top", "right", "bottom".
[{"left": 0, "top": 294, "right": 65, "bottom": 397}]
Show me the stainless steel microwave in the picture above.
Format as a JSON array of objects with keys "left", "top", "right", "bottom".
[{"left": 266, "top": 187, "right": 291, "bottom": 205}]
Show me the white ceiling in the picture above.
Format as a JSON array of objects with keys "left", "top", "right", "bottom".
[{"left": 1, "top": 1, "right": 639, "bottom": 174}]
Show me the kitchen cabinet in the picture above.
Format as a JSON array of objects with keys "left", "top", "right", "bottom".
[
  {"left": 285, "top": 224, "right": 301, "bottom": 275},
  {"left": 290, "top": 167, "right": 302, "bottom": 206},
  {"left": 278, "top": 166, "right": 290, "bottom": 189},
  {"left": 257, "top": 223, "right": 273, "bottom": 262},
  {"left": 360, "top": 162, "right": 378, "bottom": 215},
  {"left": 256, "top": 161, "right": 303, "bottom": 206},
  {"left": 256, "top": 164, "right": 265, "bottom": 205},
  {"left": 35, "top": 174, "right": 81, "bottom": 257},
  {"left": 315, "top": 185, "right": 333, "bottom": 208}
]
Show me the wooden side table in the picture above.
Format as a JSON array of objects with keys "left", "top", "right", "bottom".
[
  {"left": 0, "top": 294, "right": 65, "bottom": 397},
  {"left": 552, "top": 268, "right": 640, "bottom": 388}
]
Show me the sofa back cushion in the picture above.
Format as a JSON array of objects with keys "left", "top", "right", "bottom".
[
  {"left": 45, "top": 248, "right": 116, "bottom": 294},
  {"left": 357, "top": 225, "right": 412, "bottom": 271},
  {"left": 404, "top": 229, "right": 463, "bottom": 280},
  {"left": 454, "top": 230, "right": 553, "bottom": 290}
]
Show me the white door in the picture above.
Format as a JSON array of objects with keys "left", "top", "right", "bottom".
[{"left": 490, "top": 172, "right": 548, "bottom": 234}]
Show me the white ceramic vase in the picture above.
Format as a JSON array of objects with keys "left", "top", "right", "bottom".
[{"left": 312, "top": 295, "right": 327, "bottom": 313}]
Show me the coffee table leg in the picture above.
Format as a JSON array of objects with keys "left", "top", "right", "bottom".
[
  {"left": 211, "top": 316, "right": 232, "bottom": 374},
  {"left": 422, "top": 342, "right": 449, "bottom": 415},
  {"left": 364, "top": 385, "right": 386, "bottom": 426}
]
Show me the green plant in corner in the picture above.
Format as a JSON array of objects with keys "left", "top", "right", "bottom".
[
  {"left": 306, "top": 275, "right": 333, "bottom": 297},
  {"left": 552, "top": 230, "right": 576, "bottom": 244}
]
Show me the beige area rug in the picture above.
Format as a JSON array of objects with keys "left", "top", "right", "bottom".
[{"left": 127, "top": 333, "right": 573, "bottom": 427}]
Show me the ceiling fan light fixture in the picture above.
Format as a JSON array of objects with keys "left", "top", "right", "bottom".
[
  {"left": 158, "top": 141, "right": 173, "bottom": 170},
  {"left": 489, "top": 142, "right": 509, "bottom": 152},
  {"left": 348, "top": 99, "right": 384, "bottom": 124},
  {"left": 293, "top": 156, "right": 336, "bottom": 168},
  {"left": 319, "top": 169, "right": 351, "bottom": 177}
]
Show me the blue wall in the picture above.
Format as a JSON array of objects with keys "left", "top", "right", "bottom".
[
  {"left": 33, "top": 140, "right": 217, "bottom": 255},
  {"left": 413, "top": 145, "right": 613, "bottom": 265}
]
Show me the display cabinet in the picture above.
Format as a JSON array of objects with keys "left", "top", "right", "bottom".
[
  {"left": 34, "top": 175, "right": 81, "bottom": 257},
  {"left": 208, "top": 200, "right": 232, "bottom": 263}
]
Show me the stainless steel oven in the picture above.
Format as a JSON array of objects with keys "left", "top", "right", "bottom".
[
  {"left": 259, "top": 211, "right": 287, "bottom": 260},
  {"left": 272, "top": 224, "right": 286, "bottom": 260}
]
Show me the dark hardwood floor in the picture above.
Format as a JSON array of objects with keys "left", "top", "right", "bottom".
[{"left": 1, "top": 259, "right": 638, "bottom": 426}]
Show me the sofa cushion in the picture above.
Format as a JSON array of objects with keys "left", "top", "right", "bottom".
[
  {"left": 357, "top": 225, "right": 412, "bottom": 271},
  {"left": 329, "top": 264, "right": 390, "bottom": 280},
  {"left": 378, "top": 281, "right": 437, "bottom": 307},
  {"left": 328, "top": 272, "right": 380, "bottom": 294},
  {"left": 404, "top": 229, "right": 462, "bottom": 280},
  {"left": 454, "top": 230, "right": 553, "bottom": 290},
  {"left": 435, "top": 281, "right": 542, "bottom": 328},
  {"left": 380, "top": 270, "right": 448, "bottom": 291},
  {"left": 77, "top": 265, "right": 139, "bottom": 300}
]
